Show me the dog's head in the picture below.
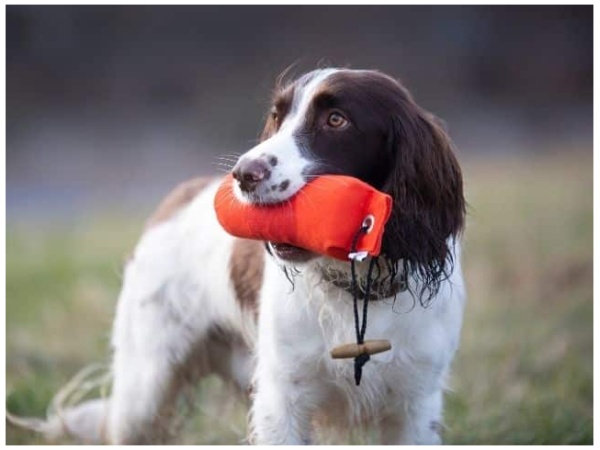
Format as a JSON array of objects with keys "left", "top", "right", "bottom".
[{"left": 232, "top": 68, "right": 465, "bottom": 294}]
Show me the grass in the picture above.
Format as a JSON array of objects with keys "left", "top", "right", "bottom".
[{"left": 6, "top": 153, "right": 593, "bottom": 444}]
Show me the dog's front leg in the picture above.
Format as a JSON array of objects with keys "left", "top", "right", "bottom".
[
  {"left": 380, "top": 389, "right": 444, "bottom": 445},
  {"left": 249, "top": 261, "right": 324, "bottom": 444},
  {"left": 250, "top": 366, "right": 318, "bottom": 445}
]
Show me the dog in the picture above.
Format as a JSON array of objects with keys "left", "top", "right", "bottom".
[{"left": 10, "top": 68, "right": 466, "bottom": 444}]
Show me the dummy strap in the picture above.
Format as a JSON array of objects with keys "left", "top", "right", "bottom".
[
  {"left": 329, "top": 216, "right": 393, "bottom": 386},
  {"left": 349, "top": 222, "right": 378, "bottom": 386}
]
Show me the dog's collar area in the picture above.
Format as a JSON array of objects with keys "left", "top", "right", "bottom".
[{"left": 321, "top": 268, "right": 407, "bottom": 301}]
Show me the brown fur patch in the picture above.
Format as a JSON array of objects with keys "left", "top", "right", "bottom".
[
  {"left": 146, "top": 177, "right": 213, "bottom": 229},
  {"left": 229, "top": 239, "right": 265, "bottom": 316}
]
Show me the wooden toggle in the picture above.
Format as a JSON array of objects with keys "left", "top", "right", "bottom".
[{"left": 330, "top": 340, "right": 392, "bottom": 359}]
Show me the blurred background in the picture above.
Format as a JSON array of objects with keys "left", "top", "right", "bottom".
[{"left": 6, "top": 5, "right": 592, "bottom": 444}]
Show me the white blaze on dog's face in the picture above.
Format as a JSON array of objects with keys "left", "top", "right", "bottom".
[{"left": 231, "top": 69, "right": 339, "bottom": 204}]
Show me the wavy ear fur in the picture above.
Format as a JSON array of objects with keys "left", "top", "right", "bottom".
[{"left": 381, "top": 94, "right": 465, "bottom": 302}]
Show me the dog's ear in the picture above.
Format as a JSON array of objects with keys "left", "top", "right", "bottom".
[{"left": 381, "top": 100, "right": 465, "bottom": 299}]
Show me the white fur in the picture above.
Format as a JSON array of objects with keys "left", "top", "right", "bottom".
[
  {"left": 12, "top": 69, "right": 466, "bottom": 445},
  {"left": 233, "top": 69, "right": 337, "bottom": 205}
]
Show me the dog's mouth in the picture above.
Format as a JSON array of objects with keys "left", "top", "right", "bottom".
[{"left": 268, "top": 242, "right": 316, "bottom": 263}]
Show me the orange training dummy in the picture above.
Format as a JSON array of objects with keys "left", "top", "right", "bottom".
[{"left": 214, "top": 174, "right": 393, "bottom": 261}]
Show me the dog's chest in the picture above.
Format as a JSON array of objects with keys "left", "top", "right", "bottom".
[{"left": 259, "top": 259, "right": 455, "bottom": 418}]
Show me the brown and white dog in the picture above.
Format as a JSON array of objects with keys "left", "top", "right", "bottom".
[{"left": 16, "top": 68, "right": 466, "bottom": 444}]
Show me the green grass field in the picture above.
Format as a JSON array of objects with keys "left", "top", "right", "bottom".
[{"left": 6, "top": 154, "right": 593, "bottom": 444}]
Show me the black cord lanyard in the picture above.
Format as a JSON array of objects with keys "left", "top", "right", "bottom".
[
  {"left": 329, "top": 217, "right": 392, "bottom": 386},
  {"left": 349, "top": 222, "right": 378, "bottom": 386}
]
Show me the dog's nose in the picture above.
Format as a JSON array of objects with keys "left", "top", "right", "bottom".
[{"left": 232, "top": 158, "right": 271, "bottom": 193}]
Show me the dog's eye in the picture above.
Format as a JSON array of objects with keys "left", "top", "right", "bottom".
[
  {"left": 270, "top": 107, "right": 279, "bottom": 123},
  {"left": 326, "top": 111, "right": 348, "bottom": 128}
]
